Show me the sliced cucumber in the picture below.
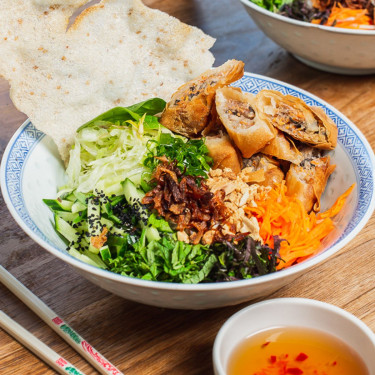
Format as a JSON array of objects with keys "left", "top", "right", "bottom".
[
  {"left": 55, "top": 215, "right": 79, "bottom": 243},
  {"left": 55, "top": 211, "right": 80, "bottom": 223},
  {"left": 71, "top": 201, "right": 87, "bottom": 213},
  {"left": 65, "top": 193, "right": 77, "bottom": 202},
  {"left": 88, "top": 243, "right": 100, "bottom": 255},
  {"left": 83, "top": 250, "right": 107, "bottom": 269},
  {"left": 73, "top": 190, "right": 89, "bottom": 204},
  {"left": 73, "top": 210, "right": 87, "bottom": 224},
  {"left": 87, "top": 197, "right": 102, "bottom": 237},
  {"left": 68, "top": 247, "right": 83, "bottom": 259},
  {"left": 44, "top": 199, "right": 73, "bottom": 212},
  {"left": 100, "top": 217, "right": 114, "bottom": 230},
  {"left": 123, "top": 178, "right": 145, "bottom": 204},
  {"left": 56, "top": 188, "right": 74, "bottom": 200},
  {"left": 145, "top": 226, "right": 160, "bottom": 242},
  {"left": 68, "top": 248, "right": 107, "bottom": 269},
  {"left": 75, "top": 221, "right": 89, "bottom": 233},
  {"left": 99, "top": 245, "right": 111, "bottom": 260},
  {"left": 111, "top": 226, "right": 128, "bottom": 236}
]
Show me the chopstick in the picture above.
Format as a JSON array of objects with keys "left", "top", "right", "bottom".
[
  {"left": 0, "top": 310, "right": 85, "bottom": 375},
  {"left": 0, "top": 265, "right": 123, "bottom": 375}
]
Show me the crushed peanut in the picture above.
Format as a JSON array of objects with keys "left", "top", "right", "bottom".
[{"left": 206, "top": 168, "right": 271, "bottom": 243}]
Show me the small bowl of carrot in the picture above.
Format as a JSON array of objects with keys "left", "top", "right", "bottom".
[
  {"left": 213, "top": 298, "right": 375, "bottom": 374},
  {"left": 239, "top": 0, "right": 375, "bottom": 74}
]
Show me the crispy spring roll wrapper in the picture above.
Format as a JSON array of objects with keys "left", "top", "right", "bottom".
[
  {"left": 159, "top": 60, "right": 244, "bottom": 138},
  {"left": 201, "top": 102, "right": 226, "bottom": 136},
  {"left": 205, "top": 133, "right": 242, "bottom": 174},
  {"left": 215, "top": 87, "right": 276, "bottom": 158},
  {"left": 260, "top": 129, "right": 303, "bottom": 164},
  {"left": 256, "top": 90, "right": 338, "bottom": 150},
  {"left": 243, "top": 154, "right": 284, "bottom": 188},
  {"left": 285, "top": 154, "right": 336, "bottom": 212}
]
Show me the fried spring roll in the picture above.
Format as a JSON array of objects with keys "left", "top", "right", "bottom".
[
  {"left": 260, "top": 129, "right": 303, "bottom": 164},
  {"left": 256, "top": 90, "right": 338, "bottom": 150},
  {"left": 215, "top": 87, "right": 276, "bottom": 158},
  {"left": 205, "top": 133, "right": 242, "bottom": 174},
  {"left": 243, "top": 154, "right": 284, "bottom": 188},
  {"left": 285, "top": 153, "right": 336, "bottom": 212},
  {"left": 160, "top": 60, "right": 244, "bottom": 137}
]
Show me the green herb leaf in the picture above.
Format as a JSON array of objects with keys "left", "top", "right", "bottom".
[
  {"left": 108, "top": 234, "right": 216, "bottom": 283},
  {"left": 77, "top": 98, "right": 166, "bottom": 131},
  {"left": 143, "top": 133, "right": 213, "bottom": 179},
  {"left": 249, "top": 0, "right": 293, "bottom": 12},
  {"left": 148, "top": 213, "right": 173, "bottom": 233}
]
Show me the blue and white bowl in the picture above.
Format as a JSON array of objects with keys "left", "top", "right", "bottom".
[
  {"left": 240, "top": 0, "right": 375, "bottom": 75},
  {"left": 1, "top": 73, "right": 375, "bottom": 309}
]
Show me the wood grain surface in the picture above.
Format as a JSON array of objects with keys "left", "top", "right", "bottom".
[{"left": 1, "top": 0, "right": 375, "bottom": 374}]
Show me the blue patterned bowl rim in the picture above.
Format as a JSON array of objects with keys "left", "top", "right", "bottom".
[
  {"left": 239, "top": 0, "right": 375, "bottom": 35},
  {"left": 1, "top": 72, "right": 375, "bottom": 291}
]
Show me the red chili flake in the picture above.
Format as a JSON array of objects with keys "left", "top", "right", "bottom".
[
  {"left": 332, "top": 361, "right": 337, "bottom": 366},
  {"left": 295, "top": 352, "right": 308, "bottom": 362},
  {"left": 261, "top": 341, "right": 271, "bottom": 348},
  {"left": 269, "top": 355, "right": 277, "bottom": 364},
  {"left": 286, "top": 368, "right": 303, "bottom": 375}
]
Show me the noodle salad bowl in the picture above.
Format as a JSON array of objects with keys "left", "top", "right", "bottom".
[
  {"left": 1, "top": 73, "right": 375, "bottom": 309},
  {"left": 240, "top": 0, "right": 375, "bottom": 75}
]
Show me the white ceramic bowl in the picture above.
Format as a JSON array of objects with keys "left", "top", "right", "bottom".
[
  {"left": 1, "top": 73, "right": 375, "bottom": 309},
  {"left": 240, "top": 0, "right": 375, "bottom": 74},
  {"left": 213, "top": 298, "right": 375, "bottom": 374}
]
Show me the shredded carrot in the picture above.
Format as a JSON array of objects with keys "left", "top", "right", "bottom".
[
  {"left": 245, "top": 183, "right": 355, "bottom": 270},
  {"left": 311, "top": 4, "right": 375, "bottom": 29},
  {"left": 317, "top": 184, "right": 355, "bottom": 219}
]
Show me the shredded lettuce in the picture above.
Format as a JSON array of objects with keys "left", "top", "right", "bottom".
[{"left": 65, "top": 99, "right": 169, "bottom": 195}]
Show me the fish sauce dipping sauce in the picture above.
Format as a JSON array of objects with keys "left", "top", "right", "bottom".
[
  {"left": 228, "top": 326, "right": 368, "bottom": 375},
  {"left": 212, "top": 299, "right": 375, "bottom": 375}
]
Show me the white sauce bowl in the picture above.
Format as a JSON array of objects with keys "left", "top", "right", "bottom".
[{"left": 213, "top": 298, "right": 375, "bottom": 374}]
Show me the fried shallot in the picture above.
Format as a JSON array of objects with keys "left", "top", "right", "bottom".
[{"left": 142, "top": 161, "right": 231, "bottom": 244}]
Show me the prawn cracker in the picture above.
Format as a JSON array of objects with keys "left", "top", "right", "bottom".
[{"left": 0, "top": 0, "right": 215, "bottom": 162}]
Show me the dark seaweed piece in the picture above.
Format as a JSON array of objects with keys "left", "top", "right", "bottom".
[
  {"left": 208, "top": 236, "right": 285, "bottom": 281},
  {"left": 279, "top": 0, "right": 375, "bottom": 24},
  {"left": 279, "top": 0, "right": 326, "bottom": 22}
]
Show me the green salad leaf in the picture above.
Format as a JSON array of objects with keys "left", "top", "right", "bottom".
[
  {"left": 77, "top": 98, "right": 166, "bottom": 131},
  {"left": 250, "top": 0, "right": 293, "bottom": 12},
  {"left": 108, "top": 235, "right": 217, "bottom": 283}
]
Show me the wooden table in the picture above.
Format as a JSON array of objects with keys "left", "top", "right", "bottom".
[{"left": 1, "top": 0, "right": 375, "bottom": 374}]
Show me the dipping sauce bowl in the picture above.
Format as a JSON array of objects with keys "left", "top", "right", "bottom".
[{"left": 213, "top": 298, "right": 375, "bottom": 374}]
